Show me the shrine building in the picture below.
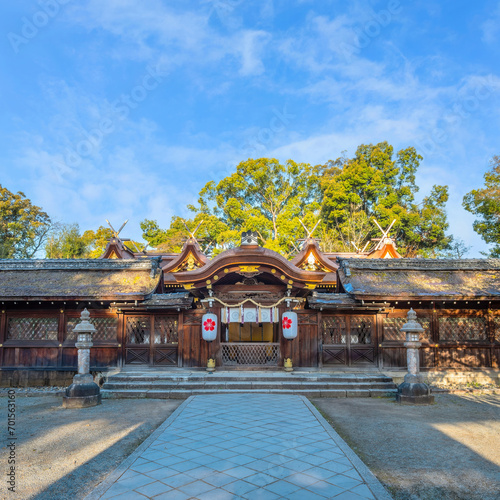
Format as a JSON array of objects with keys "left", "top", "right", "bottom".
[{"left": 0, "top": 230, "right": 499, "bottom": 385}]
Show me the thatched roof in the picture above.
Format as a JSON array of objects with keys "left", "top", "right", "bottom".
[
  {"left": 337, "top": 258, "right": 500, "bottom": 300},
  {"left": 0, "top": 259, "right": 161, "bottom": 300},
  {"left": 139, "top": 293, "right": 193, "bottom": 309},
  {"left": 308, "top": 292, "right": 361, "bottom": 309}
]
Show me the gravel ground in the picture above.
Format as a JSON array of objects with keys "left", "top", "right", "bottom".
[
  {"left": 0, "top": 393, "right": 498, "bottom": 499},
  {"left": 312, "top": 393, "right": 500, "bottom": 500},
  {"left": 0, "top": 395, "right": 180, "bottom": 499}
]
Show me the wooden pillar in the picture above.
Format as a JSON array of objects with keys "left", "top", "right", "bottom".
[
  {"left": 376, "top": 313, "right": 384, "bottom": 370},
  {"left": 432, "top": 308, "right": 439, "bottom": 368},
  {"left": 177, "top": 311, "right": 184, "bottom": 367},
  {"left": 57, "top": 308, "right": 65, "bottom": 368},
  {"left": 0, "top": 309, "right": 6, "bottom": 367},
  {"left": 117, "top": 311, "right": 124, "bottom": 367},
  {"left": 487, "top": 308, "right": 494, "bottom": 368},
  {"left": 318, "top": 310, "right": 323, "bottom": 368},
  {"left": 150, "top": 314, "right": 155, "bottom": 366}
]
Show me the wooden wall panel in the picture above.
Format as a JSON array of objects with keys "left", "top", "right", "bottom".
[
  {"left": 62, "top": 348, "right": 78, "bottom": 367},
  {"left": 18, "top": 348, "right": 58, "bottom": 367},
  {"left": 2, "top": 349, "right": 16, "bottom": 367},
  {"left": 381, "top": 347, "right": 406, "bottom": 368},
  {"left": 91, "top": 348, "right": 118, "bottom": 368},
  {"left": 437, "top": 347, "right": 491, "bottom": 368},
  {"left": 296, "top": 311, "right": 319, "bottom": 367},
  {"left": 181, "top": 312, "right": 203, "bottom": 367},
  {"left": 493, "top": 346, "right": 500, "bottom": 368},
  {"left": 298, "top": 325, "right": 318, "bottom": 367},
  {"left": 420, "top": 347, "right": 436, "bottom": 368}
]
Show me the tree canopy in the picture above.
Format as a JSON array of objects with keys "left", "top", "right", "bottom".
[
  {"left": 463, "top": 155, "right": 500, "bottom": 257},
  {"left": 142, "top": 158, "right": 321, "bottom": 256},
  {"left": 141, "top": 145, "right": 452, "bottom": 258},
  {"left": 44, "top": 223, "right": 114, "bottom": 259},
  {"left": 319, "top": 142, "right": 452, "bottom": 257},
  {"left": 1, "top": 144, "right": 456, "bottom": 260},
  {"left": 0, "top": 185, "right": 51, "bottom": 258}
]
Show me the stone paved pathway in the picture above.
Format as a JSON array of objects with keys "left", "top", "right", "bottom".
[{"left": 86, "top": 394, "right": 391, "bottom": 500}]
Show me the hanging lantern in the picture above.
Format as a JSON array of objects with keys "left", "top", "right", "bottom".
[
  {"left": 282, "top": 311, "right": 298, "bottom": 340},
  {"left": 202, "top": 313, "right": 218, "bottom": 342}
]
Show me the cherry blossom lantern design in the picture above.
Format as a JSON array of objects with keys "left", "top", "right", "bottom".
[
  {"left": 202, "top": 313, "right": 217, "bottom": 342},
  {"left": 282, "top": 311, "right": 298, "bottom": 340}
]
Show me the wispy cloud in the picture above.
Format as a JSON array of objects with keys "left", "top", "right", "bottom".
[{"left": 481, "top": 2, "right": 500, "bottom": 43}]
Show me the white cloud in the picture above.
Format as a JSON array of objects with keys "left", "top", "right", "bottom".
[
  {"left": 237, "top": 30, "right": 271, "bottom": 76},
  {"left": 67, "top": 0, "right": 271, "bottom": 78},
  {"left": 481, "top": 2, "right": 500, "bottom": 43}
]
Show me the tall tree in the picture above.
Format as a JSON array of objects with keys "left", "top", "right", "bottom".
[
  {"left": 45, "top": 224, "right": 114, "bottom": 259},
  {"left": 141, "top": 215, "right": 227, "bottom": 254},
  {"left": 463, "top": 155, "right": 500, "bottom": 256},
  {"left": 45, "top": 223, "right": 87, "bottom": 259},
  {"left": 0, "top": 185, "right": 51, "bottom": 258},
  {"left": 193, "top": 158, "right": 320, "bottom": 254},
  {"left": 319, "top": 142, "right": 452, "bottom": 257},
  {"left": 142, "top": 158, "right": 321, "bottom": 256}
]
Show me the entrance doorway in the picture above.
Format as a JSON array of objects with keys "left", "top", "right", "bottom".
[
  {"left": 221, "top": 322, "right": 279, "bottom": 366},
  {"left": 124, "top": 315, "right": 179, "bottom": 365}
]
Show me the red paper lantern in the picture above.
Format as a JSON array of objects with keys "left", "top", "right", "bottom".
[
  {"left": 282, "top": 311, "right": 297, "bottom": 340},
  {"left": 202, "top": 313, "right": 217, "bottom": 342}
]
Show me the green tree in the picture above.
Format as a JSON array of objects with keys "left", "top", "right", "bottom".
[
  {"left": 319, "top": 142, "right": 452, "bottom": 257},
  {"left": 82, "top": 226, "right": 114, "bottom": 258},
  {"left": 45, "top": 223, "right": 87, "bottom": 258},
  {"left": 439, "top": 237, "right": 471, "bottom": 259},
  {"left": 192, "top": 158, "right": 321, "bottom": 255},
  {"left": 0, "top": 185, "right": 51, "bottom": 258},
  {"left": 141, "top": 158, "right": 321, "bottom": 256},
  {"left": 463, "top": 155, "right": 500, "bottom": 257},
  {"left": 141, "top": 215, "right": 228, "bottom": 254},
  {"left": 45, "top": 224, "right": 115, "bottom": 259}
]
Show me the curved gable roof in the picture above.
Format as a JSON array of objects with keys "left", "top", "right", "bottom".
[
  {"left": 173, "top": 245, "right": 325, "bottom": 286},
  {"left": 291, "top": 238, "right": 339, "bottom": 272},
  {"left": 161, "top": 238, "right": 208, "bottom": 272}
]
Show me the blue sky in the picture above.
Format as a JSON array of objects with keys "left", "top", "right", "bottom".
[{"left": 1, "top": 0, "right": 499, "bottom": 255}]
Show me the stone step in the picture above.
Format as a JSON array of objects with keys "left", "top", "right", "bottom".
[
  {"left": 105, "top": 374, "right": 394, "bottom": 384},
  {"left": 101, "top": 370, "right": 397, "bottom": 398},
  {"left": 101, "top": 387, "right": 397, "bottom": 399},
  {"left": 102, "top": 380, "right": 396, "bottom": 391}
]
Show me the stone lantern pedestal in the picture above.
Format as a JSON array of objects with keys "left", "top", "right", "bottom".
[
  {"left": 396, "top": 309, "right": 434, "bottom": 405},
  {"left": 63, "top": 309, "right": 101, "bottom": 408}
]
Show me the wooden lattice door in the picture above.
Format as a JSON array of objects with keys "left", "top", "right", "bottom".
[
  {"left": 125, "top": 315, "right": 178, "bottom": 365},
  {"left": 322, "top": 315, "right": 376, "bottom": 366}
]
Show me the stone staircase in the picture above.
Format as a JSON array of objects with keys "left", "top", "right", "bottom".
[{"left": 101, "top": 368, "right": 397, "bottom": 399}]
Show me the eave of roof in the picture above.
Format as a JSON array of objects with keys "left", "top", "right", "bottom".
[
  {"left": 0, "top": 258, "right": 161, "bottom": 300},
  {"left": 337, "top": 258, "right": 500, "bottom": 300}
]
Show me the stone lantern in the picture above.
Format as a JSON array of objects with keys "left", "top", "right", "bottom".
[
  {"left": 396, "top": 309, "right": 434, "bottom": 405},
  {"left": 62, "top": 309, "right": 101, "bottom": 408}
]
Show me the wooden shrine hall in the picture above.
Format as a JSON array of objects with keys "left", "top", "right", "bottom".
[{"left": 0, "top": 228, "right": 499, "bottom": 384}]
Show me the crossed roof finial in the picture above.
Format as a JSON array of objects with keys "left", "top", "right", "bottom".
[
  {"left": 372, "top": 219, "right": 396, "bottom": 251},
  {"left": 181, "top": 219, "right": 204, "bottom": 240},
  {"left": 299, "top": 219, "right": 321, "bottom": 239},
  {"left": 106, "top": 219, "right": 129, "bottom": 239}
]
